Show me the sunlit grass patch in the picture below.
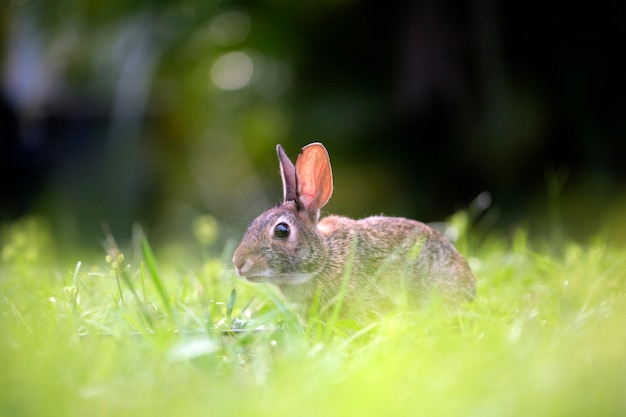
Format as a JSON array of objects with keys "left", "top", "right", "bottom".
[{"left": 1, "top": 216, "right": 625, "bottom": 417}]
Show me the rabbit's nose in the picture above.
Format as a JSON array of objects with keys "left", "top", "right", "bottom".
[{"left": 233, "top": 257, "right": 254, "bottom": 276}]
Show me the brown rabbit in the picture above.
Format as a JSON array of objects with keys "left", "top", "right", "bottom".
[{"left": 233, "top": 143, "right": 475, "bottom": 321}]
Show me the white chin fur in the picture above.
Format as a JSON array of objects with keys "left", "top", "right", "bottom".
[
  {"left": 240, "top": 268, "right": 273, "bottom": 281},
  {"left": 276, "top": 272, "right": 316, "bottom": 284},
  {"left": 236, "top": 257, "right": 323, "bottom": 284},
  {"left": 273, "top": 265, "right": 325, "bottom": 285},
  {"left": 242, "top": 270, "right": 317, "bottom": 285}
]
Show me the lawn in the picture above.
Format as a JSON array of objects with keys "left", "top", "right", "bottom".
[{"left": 1, "top": 215, "right": 625, "bottom": 417}]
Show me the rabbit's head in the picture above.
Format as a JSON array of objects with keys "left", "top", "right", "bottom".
[{"left": 233, "top": 143, "right": 333, "bottom": 284}]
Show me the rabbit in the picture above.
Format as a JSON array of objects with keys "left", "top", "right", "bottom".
[{"left": 232, "top": 142, "right": 475, "bottom": 321}]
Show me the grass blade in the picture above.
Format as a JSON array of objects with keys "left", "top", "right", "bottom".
[
  {"left": 226, "top": 288, "right": 237, "bottom": 320},
  {"left": 141, "top": 235, "right": 174, "bottom": 318}
]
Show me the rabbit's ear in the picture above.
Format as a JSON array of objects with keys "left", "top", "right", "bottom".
[
  {"left": 295, "top": 143, "right": 333, "bottom": 217},
  {"left": 277, "top": 144, "right": 297, "bottom": 202}
]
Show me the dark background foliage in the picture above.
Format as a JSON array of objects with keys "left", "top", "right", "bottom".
[{"left": 2, "top": 0, "right": 625, "bottom": 249}]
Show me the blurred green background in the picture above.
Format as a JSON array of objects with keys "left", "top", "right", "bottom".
[{"left": 2, "top": 0, "right": 625, "bottom": 250}]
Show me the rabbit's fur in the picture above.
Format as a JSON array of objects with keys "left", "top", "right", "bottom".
[{"left": 233, "top": 143, "right": 475, "bottom": 320}]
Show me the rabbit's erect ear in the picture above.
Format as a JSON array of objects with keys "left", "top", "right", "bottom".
[
  {"left": 277, "top": 144, "right": 297, "bottom": 202},
  {"left": 295, "top": 142, "right": 333, "bottom": 217}
]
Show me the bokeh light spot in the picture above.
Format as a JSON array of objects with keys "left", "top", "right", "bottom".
[{"left": 210, "top": 51, "right": 254, "bottom": 91}]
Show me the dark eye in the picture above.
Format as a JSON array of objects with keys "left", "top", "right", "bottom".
[{"left": 274, "top": 222, "right": 290, "bottom": 238}]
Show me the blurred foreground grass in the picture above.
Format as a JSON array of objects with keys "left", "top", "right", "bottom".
[{"left": 1, "top": 216, "right": 625, "bottom": 417}]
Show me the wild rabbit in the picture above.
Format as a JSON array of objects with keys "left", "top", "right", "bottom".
[{"left": 233, "top": 143, "right": 475, "bottom": 321}]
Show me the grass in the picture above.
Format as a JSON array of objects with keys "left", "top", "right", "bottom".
[{"left": 1, "top": 215, "right": 625, "bottom": 417}]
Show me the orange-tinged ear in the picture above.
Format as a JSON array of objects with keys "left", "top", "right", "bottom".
[{"left": 295, "top": 142, "right": 333, "bottom": 216}]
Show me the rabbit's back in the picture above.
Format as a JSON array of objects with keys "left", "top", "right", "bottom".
[{"left": 316, "top": 215, "right": 475, "bottom": 312}]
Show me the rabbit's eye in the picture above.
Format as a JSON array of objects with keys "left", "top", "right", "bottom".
[{"left": 274, "top": 223, "right": 290, "bottom": 238}]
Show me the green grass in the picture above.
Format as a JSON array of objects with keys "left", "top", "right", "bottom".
[{"left": 1, "top": 216, "right": 625, "bottom": 417}]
